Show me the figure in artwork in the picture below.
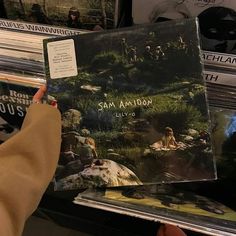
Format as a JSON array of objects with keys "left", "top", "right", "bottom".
[
  {"left": 67, "top": 7, "right": 82, "bottom": 29},
  {"left": 28, "top": 4, "right": 52, "bottom": 24}
]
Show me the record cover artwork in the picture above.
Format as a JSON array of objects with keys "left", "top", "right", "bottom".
[
  {"left": 132, "top": 0, "right": 236, "bottom": 54},
  {"left": 43, "top": 18, "right": 216, "bottom": 190},
  {"left": 0, "top": 77, "right": 39, "bottom": 143},
  {"left": 2, "top": 0, "right": 120, "bottom": 30}
]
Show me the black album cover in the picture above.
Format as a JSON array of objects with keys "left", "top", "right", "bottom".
[
  {"left": 0, "top": 76, "right": 40, "bottom": 143},
  {"left": 43, "top": 18, "right": 216, "bottom": 190}
]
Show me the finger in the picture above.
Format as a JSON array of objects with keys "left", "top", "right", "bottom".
[{"left": 33, "top": 84, "right": 47, "bottom": 102}]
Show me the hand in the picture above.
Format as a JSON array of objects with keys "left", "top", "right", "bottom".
[{"left": 33, "top": 85, "right": 58, "bottom": 108}]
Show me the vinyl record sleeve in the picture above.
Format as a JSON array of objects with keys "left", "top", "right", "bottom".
[
  {"left": 74, "top": 184, "right": 236, "bottom": 236},
  {"left": 2, "top": 0, "right": 121, "bottom": 30},
  {"left": 132, "top": 0, "right": 236, "bottom": 54},
  {"left": 43, "top": 18, "right": 216, "bottom": 190},
  {"left": 0, "top": 73, "right": 43, "bottom": 143}
]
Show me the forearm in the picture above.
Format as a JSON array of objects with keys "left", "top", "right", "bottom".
[{"left": 0, "top": 104, "right": 61, "bottom": 235}]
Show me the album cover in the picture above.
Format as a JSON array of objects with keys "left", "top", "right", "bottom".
[
  {"left": 0, "top": 72, "right": 43, "bottom": 143},
  {"left": 74, "top": 184, "right": 236, "bottom": 235},
  {"left": 43, "top": 18, "right": 216, "bottom": 190},
  {"left": 2, "top": 0, "right": 121, "bottom": 30},
  {"left": 132, "top": 0, "right": 236, "bottom": 54}
]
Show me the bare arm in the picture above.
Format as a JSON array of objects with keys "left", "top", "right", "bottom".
[{"left": 0, "top": 104, "right": 61, "bottom": 236}]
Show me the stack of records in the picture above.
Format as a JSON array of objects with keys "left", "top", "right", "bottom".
[
  {"left": 204, "top": 70, "right": 236, "bottom": 110},
  {"left": 0, "top": 28, "right": 47, "bottom": 76},
  {"left": 0, "top": 19, "right": 87, "bottom": 143},
  {"left": 203, "top": 51, "right": 236, "bottom": 110},
  {"left": 0, "top": 19, "right": 87, "bottom": 77}
]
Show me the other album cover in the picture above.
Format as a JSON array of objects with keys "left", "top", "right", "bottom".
[
  {"left": 74, "top": 184, "right": 236, "bottom": 235},
  {"left": 43, "top": 18, "right": 216, "bottom": 191},
  {"left": 0, "top": 73, "right": 43, "bottom": 143},
  {"left": 2, "top": 0, "right": 121, "bottom": 30},
  {"left": 132, "top": 0, "right": 236, "bottom": 54}
]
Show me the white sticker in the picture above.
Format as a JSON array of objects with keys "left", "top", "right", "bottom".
[{"left": 47, "top": 39, "right": 78, "bottom": 79}]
